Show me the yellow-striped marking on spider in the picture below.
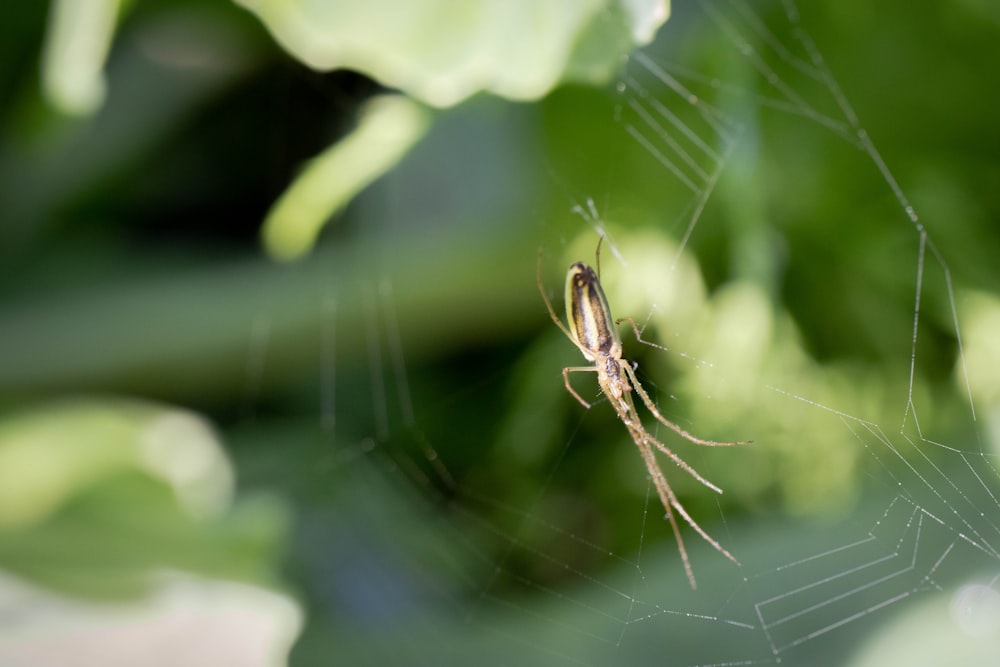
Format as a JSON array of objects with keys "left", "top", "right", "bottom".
[{"left": 537, "top": 242, "right": 750, "bottom": 589}]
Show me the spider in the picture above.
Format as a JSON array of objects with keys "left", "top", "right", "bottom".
[{"left": 537, "top": 241, "right": 750, "bottom": 588}]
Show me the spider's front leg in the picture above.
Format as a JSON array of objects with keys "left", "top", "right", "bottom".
[{"left": 562, "top": 366, "right": 599, "bottom": 409}]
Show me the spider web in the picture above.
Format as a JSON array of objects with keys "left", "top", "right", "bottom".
[{"left": 245, "top": 2, "right": 1000, "bottom": 665}]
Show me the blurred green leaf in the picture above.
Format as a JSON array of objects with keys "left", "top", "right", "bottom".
[
  {"left": 0, "top": 399, "right": 288, "bottom": 599},
  {"left": 0, "top": 399, "right": 231, "bottom": 528},
  {"left": 235, "top": 0, "right": 669, "bottom": 107},
  {"left": 261, "top": 95, "right": 430, "bottom": 261},
  {"left": 244, "top": 0, "right": 669, "bottom": 259},
  {"left": 40, "top": 0, "right": 129, "bottom": 115}
]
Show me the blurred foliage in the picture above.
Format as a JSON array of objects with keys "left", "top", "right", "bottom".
[
  {"left": 0, "top": 1, "right": 999, "bottom": 666},
  {"left": 242, "top": 0, "right": 669, "bottom": 259},
  {"left": 236, "top": 0, "right": 669, "bottom": 107},
  {"left": 260, "top": 94, "right": 431, "bottom": 260},
  {"left": 0, "top": 398, "right": 287, "bottom": 597}
]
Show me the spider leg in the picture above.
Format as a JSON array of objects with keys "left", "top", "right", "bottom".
[
  {"left": 643, "top": 431, "right": 724, "bottom": 495},
  {"left": 617, "top": 316, "right": 670, "bottom": 353},
  {"left": 562, "top": 366, "right": 599, "bottom": 409},
  {"left": 633, "top": 434, "right": 696, "bottom": 587},
  {"left": 634, "top": 424, "right": 740, "bottom": 589},
  {"left": 665, "top": 467, "right": 741, "bottom": 567},
  {"left": 622, "top": 361, "right": 751, "bottom": 447},
  {"left": 537, "top": 250, "right": 576, "bottom": 342},
  {"left": 611, "top": 391, "right": 725, "bottom": 495}
]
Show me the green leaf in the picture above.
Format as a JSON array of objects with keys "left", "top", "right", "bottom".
[
  {"left": 261, "top": 94, "right": 430, "bottom": 261},
  {"left": 235, "top": 0, "right": 670, "bottom": 107},
  {"left": 0, "top": 399, "right": 288, "bottom": 598},
  {"left": 40, "top": 0, "right": 131, "bottom": 115}
]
